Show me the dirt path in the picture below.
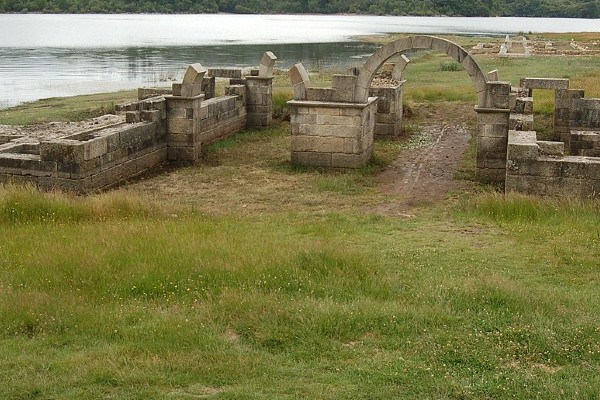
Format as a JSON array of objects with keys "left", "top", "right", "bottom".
[{"left": 374, "top": 107, "right": 475, "bottom": 215}]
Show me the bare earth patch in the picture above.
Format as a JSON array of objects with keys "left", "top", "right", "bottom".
[
  {"left": 374, "top": 102, "right": 476, "bottom": 215},
  {"left": 375, "top": 123, "right": 472, "bottom": 213}
]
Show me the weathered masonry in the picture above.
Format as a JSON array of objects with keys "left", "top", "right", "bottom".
[
  {"left": 0, "top": 52, "right": 277, "bottom": 192},
  {"left": 288, "top": 35, "right": 504, "bottom": 177},
  {"left": 505, "top": 77, "right": 600, "bottom": 198},
  {"left": 288, "top": 35, "right": 600, "bottom": 199}
]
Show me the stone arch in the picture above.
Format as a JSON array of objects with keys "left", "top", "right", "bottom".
[{"left": 354, "top": 35, "right": 488, "bottom": 106}]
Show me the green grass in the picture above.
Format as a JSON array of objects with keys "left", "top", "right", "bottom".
[
  {"left": 1, "top": 183, "right": 599, "bottom": 399},
  {"left": 0, "top": 90, "right": 138, "bottom": 125},
  {"left": 1, "top": 36, "right": 600, "bottom": 398}
]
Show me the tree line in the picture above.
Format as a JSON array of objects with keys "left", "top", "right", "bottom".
[{"left": 1, "top": 0, "right": 598, "bottom": 18}]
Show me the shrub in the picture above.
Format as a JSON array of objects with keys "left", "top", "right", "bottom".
[{"left": 440, "top": 61, "right": 463, "bottom": 72}]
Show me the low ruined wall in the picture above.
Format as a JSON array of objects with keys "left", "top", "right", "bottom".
[
  {"left": 0, "top": 56, "right": 277, "bottom": 193},
  {"left": 506, "top": 130, "right": 600, "bottom": 199},
  {"left": 198, "top": 89, "right": 247, "bottom": 143},
  {"left": 0, "top": 120, "right": 167, "bottom": 192},
  {"left": 570, "top": 130, "right": 600, "bottom": 157},
  {"left": 166, "top": 86, "right": 247, "bottom": 165}
]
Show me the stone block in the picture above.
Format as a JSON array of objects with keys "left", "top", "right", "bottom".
[
  {"left": 141, "top": 110, "right": 161, "bottom": 123},
  {"left": 331, "top": 148, "right": 372, "bottom": 168},
  {"left": 555, "top": 89, "right": 585, "bottom": 108},
  {"left": 481, "top": 123, "right": 510, "bottom": 138},
  {"left": 446, "top": 43, "right": 468, "bottom": 64},
  {"left": 520, "top": 77, "right": 569, "bottom": 90},
  {"left": 507, "top": 141, "right": 539, "bottom": 160},
  {"left": 126, "top": 112, "right": 141, "bottom": 123},
  {"left": 39, "top": 140, "right": 84, "bottom": 163},
  {"left": 412, "top": 35, "right": 434, "bottom": 50},
  {"left": 487, "top": 70, "right": 499, "bottom": 81},
  {"left": 479, "top": 136, "right": 509, "bottom": 155},
  {"left": 306, "top": 88, "right": 335, "bottom": 102},
  {"left": 392, "top": 54, "right": 410, "bottom": 80},
  {"left": 182, "top": 63, "right": 207, "bottom": 85},
  {"left": 291, "top": 151, "right": 332, "bottom": 167},
  {"left": 317, "top": 114, "right": 360, "bottom": 126},
  {"left": 375, "top": 123, "right": 395, "bottom": 136},
  {"left": 181, "top": 83, "right": 203, "bottom": 98},
  {"left": 290, "top": 113, "right": 317, "bottom": 125},
  {"left": 509, "top": 113, "right": 534, "bottom": 131},
  {"left": 167, "top": 117, "right": 194, "bottom": 135},
  {"left": 375, "top": 113, "right": 399, "bottom": 124},
  {"left": 258, "top": 51, "right": 277, "bottom": 77},
  {"left": 485, "top": 81, "right": 511, "bottom": 109},
  {"left": 332, "top": 75, "right": 357, "bottom": 102},
  {"left": 476, "top": 167, "right": 506, "bottom": 184},
  {"left": 208, "top": 68, "right": 242, "bottom": 79},
  {"left": 513, "top": 97, "right": 533, "bottom": 114},
  {"left": 82, "top": 137, "right": 108, "bottom": 161},
  {"left": 171, "top": 83, "right": 182, "bottom": 97},
  {"left": 537, "top": 141, "right": 564, "bottom": 156},
  {"left": 291, "top": 136, "right": 345, "bottom": 153}
]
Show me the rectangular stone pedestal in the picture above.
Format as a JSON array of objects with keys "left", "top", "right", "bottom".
[
  {"left": 288, "top": 98, "right": 377, "bottom": 168},
  {"left": 369, "top": 82, "right": 405, "bottom": 137}
]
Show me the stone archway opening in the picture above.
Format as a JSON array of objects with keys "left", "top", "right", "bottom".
[{"left": 353, "top": 36, "right": 488, "bottom": 107}]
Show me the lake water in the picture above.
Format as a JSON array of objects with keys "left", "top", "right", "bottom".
[{"left": 1, "top": 14, "right": 600, "bottom": 109}]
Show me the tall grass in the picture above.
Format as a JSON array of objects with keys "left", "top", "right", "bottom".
[
  {"left": 1, "top": 194, "right": 599, "bottom": 398},
  {"left": 0, "top": 184, "right": 155, "bottom": 224}
]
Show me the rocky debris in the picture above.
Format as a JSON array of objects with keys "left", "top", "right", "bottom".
[
  {"left": 371, "top": 77, "right": 402, "bottom": 88},
  {"left": 0, "top": 114, "right": 124, "bottom": 143}
]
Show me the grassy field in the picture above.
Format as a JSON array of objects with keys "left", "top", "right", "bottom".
[{"left": 1, "top": 35, "right": 600, "bottom": 399}]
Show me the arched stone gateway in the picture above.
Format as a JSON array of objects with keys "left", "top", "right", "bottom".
[
  {"left": 288, "top": 35, "right": 510, "bottom": 182},
  {"left": 353, "top": 35, "right": 488, "bottom": 106}
]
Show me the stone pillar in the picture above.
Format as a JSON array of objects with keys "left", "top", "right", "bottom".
[
  {"left": 555, "top": 89, "right": 585, "bottom": 151},
  {"left": 289, "top": 98, "right": 377, "bottom": 168},
  {"left": 475, "top": 81, "right": 511, "bottom": 184},
  {"left": 369, "top": 81, "right": 405, "bottom": 137},
  {"left": 245, "top": 76, "right": 273, "bottom": 128},
  {"left": 166, "top": 94, "right": 205, "bottom": 165},
  {"left": 201, "top": 77, "right": 216, "bottom": 99}
]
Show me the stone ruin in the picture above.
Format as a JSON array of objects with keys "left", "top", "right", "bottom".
[
  {"left": 505, "top": 78, "right": 600, "bottom": 198},
  {"left": 287, "top": 35, "right": 600, "bottom": 199},
  {"left": 2, "top": 36, "right": 599, "bottom": 200},
  {"left": 0, "top": 52, "right": 277, "bottom": 192}
]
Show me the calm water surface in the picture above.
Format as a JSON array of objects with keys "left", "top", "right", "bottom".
[{"left": 1, "top": 14, "right": 600, "bottom": 109}]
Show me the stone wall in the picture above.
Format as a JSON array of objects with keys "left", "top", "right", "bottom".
[
  {"left": 506, "top": 130, "right": 600, "bottom": 199},
  {"left": 0, "top": 54, "right": 276, "bottom": 192}
]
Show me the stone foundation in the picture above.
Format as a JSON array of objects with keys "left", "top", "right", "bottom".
[
  {"left": 506, "top": 130, "right": 600, "bottom": 199},
  {"left": 0, "top": 116, "right": 166, "bottom": 192}
]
